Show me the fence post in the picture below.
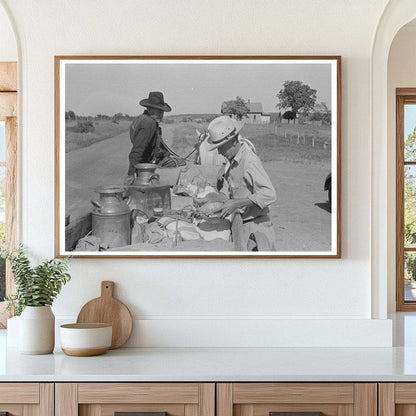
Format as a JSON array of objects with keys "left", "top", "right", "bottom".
[{"left": 297, "top": 131, "right": 300, "bottom": 144}]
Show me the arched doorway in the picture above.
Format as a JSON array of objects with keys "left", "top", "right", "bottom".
[{"left": 371, "top": 0, "right": 416, "bottom": 319}]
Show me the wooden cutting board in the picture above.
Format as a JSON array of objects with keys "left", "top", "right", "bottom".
[{"left": 76, "top": 281, "right": 133, "bottom": 349}]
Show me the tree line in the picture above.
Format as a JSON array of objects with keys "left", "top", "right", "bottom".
[
  {"left": 65, "top": 111, "right": 133, "bottom": 122},
  {"left": 221, "top": 80, "right": 331, "bottom": 124},
  {"left": 65, "top": 80, "right": 330, "bottom": 126}
]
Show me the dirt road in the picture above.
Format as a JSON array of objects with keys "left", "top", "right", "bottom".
[
  {"left": 265, "top": 160, "right": 331, "bottom": 251},
  {"left": 66, "top": 130, "right": 331, "bottom": 252},
  {"left": 65, "top": 130, "right": 131, "bottom": 214}
]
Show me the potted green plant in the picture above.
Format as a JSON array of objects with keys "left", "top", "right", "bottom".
[{"left": 1, "top": 245, "right": 71, "bottom": 354}]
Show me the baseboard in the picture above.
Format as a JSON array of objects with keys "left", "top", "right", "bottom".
[{"left": 56, "top": 317, "right": 392, "bottom": 347}]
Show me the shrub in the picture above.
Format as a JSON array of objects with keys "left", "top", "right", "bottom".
[{"left": 70, "top": 120, "right": 95, "bottom": 133}]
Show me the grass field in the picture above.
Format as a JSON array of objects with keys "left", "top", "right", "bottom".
[
  {"left": 66, "top": 117, "right": 332, "bottom": 166},
  {"left": 65, "top": 119, "right": 130, "bottom": 153},
  {"left": 162, "top": 121, "right": 332, "bottom": 165}
]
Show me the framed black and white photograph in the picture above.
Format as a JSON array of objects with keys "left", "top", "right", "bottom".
[{"left": 55, "top": 56, "right": 341, "bottom": 258}]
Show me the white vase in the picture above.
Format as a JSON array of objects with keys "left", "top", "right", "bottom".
[{"left": 19, "top": 306, "right": 55, "bottom": 354}]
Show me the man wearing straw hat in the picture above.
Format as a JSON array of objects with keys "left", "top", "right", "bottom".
[
  {"left": 207, "top": 116, "right": 277, "bottom": 250},
  {"left": 126, "top": 91, "right": 173, "bottom": 183}
]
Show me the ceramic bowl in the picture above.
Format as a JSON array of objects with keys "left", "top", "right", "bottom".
[{"left": 60, "top": 323, "right": 112, "bottom": 356}]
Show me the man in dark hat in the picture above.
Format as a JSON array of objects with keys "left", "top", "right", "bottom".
[{"left": 125, "top": 91, "right": 172, "bottom": 183}]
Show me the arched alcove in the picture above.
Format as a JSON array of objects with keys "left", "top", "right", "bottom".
[
  {"left": 371, "top": 0, "right": 416, "bottom": 319},
  {"left": 387, "top": 19, "right": 416, "bottom": 313}
]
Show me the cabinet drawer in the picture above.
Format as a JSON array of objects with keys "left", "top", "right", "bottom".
[
  {"left": 56, "top": 383, "right": 215, "bottom": 416},
  {"left": 379, "top": 383, "right": 416, "bottom": 416},
  {"left": 217, "top": 383, "right": 376, "bottom": 416},
  {"left": 0, "top": 383, "right": 53, "bottom": 416}
]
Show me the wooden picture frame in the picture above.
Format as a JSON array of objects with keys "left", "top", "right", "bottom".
[{"left": 55, "top": 56, "right": 341, "bottom": 258}]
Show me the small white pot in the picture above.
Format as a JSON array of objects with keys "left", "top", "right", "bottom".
[
  {"left": 19, "top": 306, "right": 55, "bottom": 354},
  {"left": 60, "top": 323, "right": 112, "bottom": 356}
]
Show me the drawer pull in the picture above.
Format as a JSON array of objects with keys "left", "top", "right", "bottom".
[
  {"left": 270, "top": 413, "right": 324, "bottom": 416},
  {"left": 115, "top": 413, "right": 167, "bottom": 416}
]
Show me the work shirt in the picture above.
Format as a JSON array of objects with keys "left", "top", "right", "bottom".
[
  {"left": 219, "top": 142, "right": 276, "bottom": 222},
  {"left": 128, "top": 111, "right": 167, "bottom": 175}
]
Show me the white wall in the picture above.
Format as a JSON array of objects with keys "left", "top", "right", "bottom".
[
  {"left": 387, "top": 25, "right": 416, "bottom": 312},
  {"left": 0, "top": 3, "right": 17, "bottom": 61},
  {"left": 0, "top": 0, "right": 393, "bottom": 346}
]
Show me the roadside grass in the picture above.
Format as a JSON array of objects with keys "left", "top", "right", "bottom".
[
  {"left": 162, "top": 121, "right": 332, "bottom": 164},
  {"left": 65, "top": 120, "right": 131, "bottom": 153},
  {"left": 64, "top": 117, "right": 332, "bottom": 165}
]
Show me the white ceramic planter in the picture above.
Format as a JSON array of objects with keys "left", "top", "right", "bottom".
[{"left": 19, "top": 306, "right": 55, "bottom": 354}]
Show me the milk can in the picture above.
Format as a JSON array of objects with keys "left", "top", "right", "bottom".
[
  {"left": 125, "top": 163, "right": 171, "bottom": 217},
  {"left": 91, "top": 186, "right": 131, "bottom": 249},
  {"left": 134, "top": 163, "right": 160, "bottom": 186}
]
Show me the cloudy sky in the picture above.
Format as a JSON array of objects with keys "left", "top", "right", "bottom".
[{"left": 64, "top": 59, "right": 333, "bottom": 117}]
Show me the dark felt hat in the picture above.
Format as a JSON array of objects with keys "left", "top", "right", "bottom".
[{"left": 139, "top": 91, "right": 171, "bottom": 112}]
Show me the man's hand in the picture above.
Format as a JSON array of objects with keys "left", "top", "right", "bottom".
[
  {"left": 220, "top": 198, "right": 253, "bottom": 218},
  {"left": 124, "top": 175, "right": 135, "bottom": 186},
  {"left": 160, "top": 156, "right": 176, "bottom": 168},
  {"left": 194, "top": 192, "right": 228, "bottom": 206}
]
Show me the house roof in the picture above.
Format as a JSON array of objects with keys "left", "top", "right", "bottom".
[{"left": 247, "top": 102, "right": 263, "bottom": 113}]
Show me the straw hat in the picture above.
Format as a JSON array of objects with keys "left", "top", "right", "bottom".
[{"left": 207, "top": 116, "right": 244, "bottom": 151}]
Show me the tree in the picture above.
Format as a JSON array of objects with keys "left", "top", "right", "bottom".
[
  {"left": 282, "top": 110, "right": 296, "bottom": 123},
  {"left": 309, "top": 111, "right": 322, "bottom": 122},
  {"left": 222, "top": 96, "right": 250, "bottom": 120},
  {"left": 405, "top": 126, "right": 416, "bottom": 161},
  {"left": 65, "top": 110, "right": 76, "bottom": 120},
  {"left": 112, "top": 112, "right": 123, "bottom": 124},
  {"left": 277, "top": 81, "right": 317, "bottom": 120},
  {"left": 405, "top": 128, "right": 416, "bottom": 248}
]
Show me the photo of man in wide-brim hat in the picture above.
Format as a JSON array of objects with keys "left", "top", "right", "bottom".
[
  {"left": 126, "top": 91, "right": 172, "bottom": 183},
  {"left": 206, "top": 115, "right": 277, "bottom": 250}
]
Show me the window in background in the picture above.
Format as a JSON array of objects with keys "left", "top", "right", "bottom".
[
  {"left": 397, "top": 90, "right": 416, "bottom": 310},
  {"left": 0, "top": 121, "right": 5, "bottom": 301},
  {"left": 0, "top": 62, "right": 17, "bottom": 327}
]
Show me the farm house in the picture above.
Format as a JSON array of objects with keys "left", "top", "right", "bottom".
[
  {"left": 246, "top": 102, "right": 271, "bottom": 124},
  {"left": 221, "top": 100, "right": 271, "bottom": 124}
]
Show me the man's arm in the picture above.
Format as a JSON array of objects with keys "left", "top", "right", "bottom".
[
  {"left": 220, "top": 198, "right": 254, "bottom": 218},
  {"left": 245, "top": 155, "right": 276, "bottom": 209},
  {"left": 220, "top": 156, "right": 275, "bottom": 218}
]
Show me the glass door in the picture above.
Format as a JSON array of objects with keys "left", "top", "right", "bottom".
[
  {"left": 397, "top": 91, "right": 416, "bottom": 310},
  {"left": 0, "top": 121, "right": 5, "bottom": 301}
]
